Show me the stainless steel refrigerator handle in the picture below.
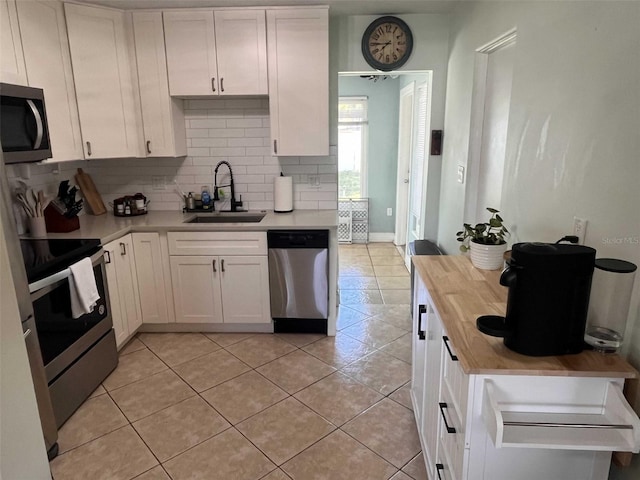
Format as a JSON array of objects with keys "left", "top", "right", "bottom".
[
  {"left": 28, "top": 249, "right": 105, "bottom": 293},
  {"left": 26, "top": 100, "right": 44, "bottom": 149}
]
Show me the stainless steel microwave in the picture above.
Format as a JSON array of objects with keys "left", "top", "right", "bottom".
[{"left": 0, "top": 83, "right": 52, "bottom": 163}]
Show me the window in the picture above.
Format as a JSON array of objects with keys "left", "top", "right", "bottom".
[{"left": 338, "top": 96, "right": 368, "bottom": 198}]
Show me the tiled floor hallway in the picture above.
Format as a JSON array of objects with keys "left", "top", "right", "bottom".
[{"left": 49, "top": 243, "right": 425, "bottom": 480}]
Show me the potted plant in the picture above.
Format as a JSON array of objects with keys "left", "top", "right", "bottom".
[{"left": 456, "top": 208, "right": 509, "bottom": 270}]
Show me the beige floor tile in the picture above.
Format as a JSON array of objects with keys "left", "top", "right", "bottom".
[
  {"left": 389, "top": 382, "right": 413, "bottom": 411},
  {"left": 103, "top": 348, "right": 167, "bottom": 392},
  {"left": 338, "top": 245, "right": 369, "bottom": 256},
  {"left": 226, "top": 334, "right": 297, "bottom": 368},
  {"left": 381, "top": 289, "right": 411, "bottom": 305},
  {"left": 380, "top": 333, "right": 412, "bottom": 363},
  {"left": 339, "top": 276, "right": 378, "bottom": 290},
  {"left": 341, "top": 351, "right": 411, "bottom": 395},
  {"left": 50, "top": 426, "right": 157, "bottom": 480},
  {"left": 377, "top": 276, "right": 411, "bottom": 290},
  {"left": 402, "top": 453, "right": 428, "bottom": 480},
  {"left": 275, "top": 333, "right": 325, "bottom": 347},
  {"left": 367, "top": 246, "right": 401, "bottom": 257},
  {"left": 302, "top": 333, "right": 378, "bottom": 368},
  {"left": 339, "top": 289, "right": 384, "bottom": 305},
  {"left": 390, "top": 472, "right": 413, "bottom": 480},
  {"left": 204, "top": 332, "right": 255, "bottom": 347},
  {"left": 261, "top": 469, "right": 292, "bottom": 480},
  {"left": 133, "top": 396, "right": 230, "bottom": 462},
  {"left": 88, "top": 384, "right": 107, "bottom": 399},
  {"left": 340, "top": 256, "right": 373, "bottom": 267},
  {"left": 294, "top": 372, "right": 383, "bottom": 426},
  {"left": 371, "top": 256, "right": 406, "bottom": 266},
  {"left": 110, "top": 370, "right": 196, "bottom": 422},
  {"left": 173, "top": 349, "right": 252, "bottom": 392},
  {"left": 282, "top": 430, "right": 396, "bottom": 480},
  {"left": 257, "top": 350, "right": 336, "bottom": 393},
  {"left": 336, "top": 305, "right": 371, "bottom": 330},
  {"left": 163, "top": 428, "right": 276, "bottom": 480},
  {"left": 137, "top": 333, "right": 219, "bottom": 367},
  {"left": 57, "top": 394, "right": 128, "bottom": 454},
  {"left": 201, "top": 371, "right": 288, "bottom": 425},
  {"left": 237, "top": 397, "right": 335, "bottom": 465},
  {"left": 341, "top": 318, "right": 407, "bottom": 348},
  {"left": 119, "top": 337, "right": 147, "bottom": 356},
  {"left": 374, "top": 265, "right": 410, "bottom": 277},
  {"left": 339, "top": 264, "right": 375, "bottom": 276},
  {"left": 133, "top": 466, "right": 171, "bottom": 480},
  {"left": 351, "top": 305, "right": 412, "bottom": 331},
  {"left": 343, "top": 398, "right": 421, "bottom": 469}
]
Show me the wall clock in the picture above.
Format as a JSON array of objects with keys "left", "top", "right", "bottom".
[{"left": 361, "top": 16, "right": 413, "bottom": 72}]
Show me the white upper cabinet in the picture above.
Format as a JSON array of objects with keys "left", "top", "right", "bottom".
[
  {"left": 163, "top": 9, "right": 267, "bottom": 96},
  {"left": 64, "top": 3, "right": 141, "bottom": 159},
  {"left": 131, "top": 11, "right": 186, "bottom": 157},
  {"left": 0, "top": 0, "right": 27, "bottom": 85},
  {"left": 266, "top": 8, "right": 329, "bottom": 156},
  {"left": 213, "top": 10, "right": 267, "bottom": 95},
  {"left": 17, "top": 0, "right": 84, "bottom": 162},
  {"left": 163, "top": 10, "right": 218, "bottom": 96}
]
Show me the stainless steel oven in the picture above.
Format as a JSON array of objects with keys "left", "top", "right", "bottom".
[{"left": 23, "top": 239, "right": 118, "bottom": 428}]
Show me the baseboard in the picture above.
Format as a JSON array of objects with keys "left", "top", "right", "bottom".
[{"left": 368, "top": 232, "right": 395, "bottom": 243}]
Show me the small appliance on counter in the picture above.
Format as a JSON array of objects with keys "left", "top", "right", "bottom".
[
  {"left": 584, "top": 258, "right": 637, "bottom": 353},
  {"left": 111, "top": 193, "right": 148, "bottom": 216},
  {"left": 477, "top": 242, "right": 596, "bottom": 356}
]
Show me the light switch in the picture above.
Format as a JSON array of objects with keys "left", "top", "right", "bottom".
[{"left": 457, "top": 165, "right": 465, "bottom": 184}]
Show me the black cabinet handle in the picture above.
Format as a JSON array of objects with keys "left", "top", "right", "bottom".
[
  {"left": 146, "top": 140, "right": 151, "bottom": 154},
  {"left": 436, "top": 463, "right": 444, "bottom": 480},
  {"left": 221, "top": 259, "right": 225, "bottom": 272},
  {"left": 438, "top": 402, "right": 456, "bottom": 434},
  {"left": 442, "top": 336, "right": 458, "bottom": 361},
  {"left": 417, "top": 304, "right": 426, "bottom": 340},
  {"left": 120, "top": 242, "right": 126, "bottom": 256},
  {"left": 211, "top": 77, "right": 216, "bottom": 92},
  {"left": 104, "top": 251, "right": 111, "bottom": 264},
  {"left": 212, "top": 259, "right": 217, "bottom": 272}
]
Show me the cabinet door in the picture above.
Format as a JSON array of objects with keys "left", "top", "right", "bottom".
[
  {"left": 17, "top": 0, "right": 84, "bottom": 162},
  {"left": 266, "top": 8, "right": 329, "bottom": 156},
  {"left": 103, "top": 241, "right": 128, "bottom": 348},
  {"left": 220, "top": 255, "right": 270, "bottom": 324},
  {"left": 411, "top": 278, "right": 428, "bottom": 424},
  {"left": 423, "top": 302, "right": 443, "bottom": 473},
  {"left": 163, "top": 10, "right": 218, "bottom": 96},
  {"left": 132, "top": 233, "right": 169, "bottom": 324},
  {"left": 131, "top": 11, "right": 186, "bottom": 157},
  {"left": 0, "top": 0, "right": 27, "bottom": 85},
  {"left": 214, "top": 10, "right": 267, "bottom": 95},
  {"left": 65, "top": 3, "right": 141, "bottom": 159},
  {"left": 170, "top": 255, "right": 223, "bottom": 323}
]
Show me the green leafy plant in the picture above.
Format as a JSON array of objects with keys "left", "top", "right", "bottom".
[{"left": 456, "top": 207, "right": 509, "bottom": 252}]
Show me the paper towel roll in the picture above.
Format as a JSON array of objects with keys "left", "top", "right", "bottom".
[{"left": 274, "top": 175, "right": 293, "bottom": 213}]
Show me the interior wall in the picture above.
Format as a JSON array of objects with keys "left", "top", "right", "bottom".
[
  {"left": 439, "top": 5, "right": 640, "bottom": 477},
  {"left": 338, "top": 75, "right": 399, "bottom": 234}
]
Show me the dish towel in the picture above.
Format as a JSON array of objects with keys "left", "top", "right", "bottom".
[{"left": 69, "top": 257, "right": 100, "bottom": 319}]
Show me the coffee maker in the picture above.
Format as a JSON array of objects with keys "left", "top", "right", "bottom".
[{"left": 477, "top": 242, "right": 596, "bottom": 356}]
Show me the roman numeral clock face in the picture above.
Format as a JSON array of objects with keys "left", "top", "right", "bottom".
[{"left": 361, "top": 16, "right": 413, "bottom": 71}]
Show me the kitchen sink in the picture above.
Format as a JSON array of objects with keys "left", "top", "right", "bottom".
[{"left": 185, "top": 212, "right": 266, "bottom": 223}]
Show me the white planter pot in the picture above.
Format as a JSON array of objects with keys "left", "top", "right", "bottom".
[{"left": 469, "top": 241, "right": 507, "bottom": 270}]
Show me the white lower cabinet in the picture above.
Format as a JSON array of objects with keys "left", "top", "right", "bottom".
[
  {"left": 132, "top": 232, "right": 170, "bottom": 324},
  {"left": 104, "top": 234, "right": 142, "bottom": 348},
  {"left": 412, "top": 271, "right": 640, "bottom": 480}
]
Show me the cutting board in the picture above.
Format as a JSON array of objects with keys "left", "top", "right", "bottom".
[{"left": 75, "top": 168, "right": 106, "bottom": 215}]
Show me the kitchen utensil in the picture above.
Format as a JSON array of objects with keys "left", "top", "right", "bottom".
[{"left": 74, "top": 168, "right": 106, "bottom": 215}]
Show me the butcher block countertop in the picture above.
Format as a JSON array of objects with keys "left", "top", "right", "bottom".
[{"left": 412, "top": 255, "right": 638, "bottom": 379}]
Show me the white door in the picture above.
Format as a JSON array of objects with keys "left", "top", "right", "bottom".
[
  {"left": 214, "top": 10, "right": 267, "bottom": 95},
  {"left": 467, "top": 32, "right": 516, "bottom": 223},
  {"left": 220, "top": 256, "right": 270, "bottom": 324},
  {"left": 170, "top": 255, "right": 223, "bottom": 323},
  {"left": 132, "top": 233, "right": 169, "bottom": 324},
  {"left": 394, "top": 83, "right": 414, "bottom": 247}
]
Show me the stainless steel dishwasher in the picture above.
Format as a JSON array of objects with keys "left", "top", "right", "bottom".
[{"left": 267, "top": 230, "right": 329, "bottom": 333}]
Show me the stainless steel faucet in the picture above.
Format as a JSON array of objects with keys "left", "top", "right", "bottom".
[{"left": 213, "top": 160, "right": 242, "bottom": 212}]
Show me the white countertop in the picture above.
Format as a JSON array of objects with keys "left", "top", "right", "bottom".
[{"left": 33, "top": 210, "right": 338, "bottom": 244}]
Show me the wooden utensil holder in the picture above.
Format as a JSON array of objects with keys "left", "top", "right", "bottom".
[{"left": 44, "top": 204, "right": 80, "bottom": 233}]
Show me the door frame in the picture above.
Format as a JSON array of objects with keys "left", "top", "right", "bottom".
[
  {"left": 394, "top": 82, "right": 415, "bottom": 246},
  {"left": 464, "top": 28, "right": 517, "bottom": 223}
]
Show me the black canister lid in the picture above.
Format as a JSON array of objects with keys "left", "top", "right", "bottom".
[{"left": 595, "top": 258, "right": 637, "bottom": 273}]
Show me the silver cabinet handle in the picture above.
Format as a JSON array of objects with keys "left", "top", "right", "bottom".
[
  {"left": 220, "top": 78, "right": 224, "bottom": 92},
  {"left": 26, "top": 99, "right": 44, "bottom": 149},
  {"left": 212, "top": 259, "right": 217, "bottom": 272},
  {"left": 120, "top": 242, "right": 126, "bottom": 256},
  {"left": 273, "top": 139, "right": 277, "bottom": 155},
  {"left": 23, "top": 328, "right": 32, "bottom": 339},
  {"left": 86, "top": 141, "right": 92, "bottom": 156},
  {"left": 146, "top": 140, "right": 151, "bottom": 154},
  {"left": 211, "top": 77, "right": 216, "bottom": 92},
  {"left": 221, "top": 259, "right": 225, "bottom": 272}
]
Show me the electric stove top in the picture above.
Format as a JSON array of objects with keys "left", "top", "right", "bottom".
[{"left": 20, "top": 238, "right": 101, "bottom": 284}]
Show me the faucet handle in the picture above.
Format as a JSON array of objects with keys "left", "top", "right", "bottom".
[{"left": 213, "top": 187, "right": 220, "bottom": 201}]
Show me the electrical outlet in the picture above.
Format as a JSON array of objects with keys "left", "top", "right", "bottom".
[
  {"left": 308, "top": 175, "right": 320, "bottom": 187},
  {"left": 152, "top": 176, "right": 166, "bottom": 190},
  {"left": 573, "top": 217, "right": 588, "bottom": 244},
  {"left": 387, "top": 208, "right": 393, "bottom": 216}
]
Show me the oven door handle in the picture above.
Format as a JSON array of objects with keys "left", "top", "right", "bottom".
[{"left": 28, "top": 249, "right": 105, "bottom": 293}]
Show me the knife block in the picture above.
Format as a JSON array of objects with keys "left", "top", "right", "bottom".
[{"left": 44, "top": 204, "right": 80, "bottom": 233}]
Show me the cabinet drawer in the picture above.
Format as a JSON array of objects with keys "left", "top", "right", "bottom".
[
  {"left": 439, "top": 385, "right": 466, "bottom": 480},
  {"left": 168, "top": 231, "right": 267, "bottom": 256},
  {"left": 441, "top": 334, "right": 470, "bottom": 427}
]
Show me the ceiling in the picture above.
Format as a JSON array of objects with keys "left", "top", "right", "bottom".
[{"left": 80, "top": 0, "right": 460, "bottom": 16}]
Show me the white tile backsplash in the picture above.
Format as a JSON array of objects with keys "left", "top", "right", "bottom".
[{"left": 10, "top": 98, "right": 337, "bottom": 214}]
